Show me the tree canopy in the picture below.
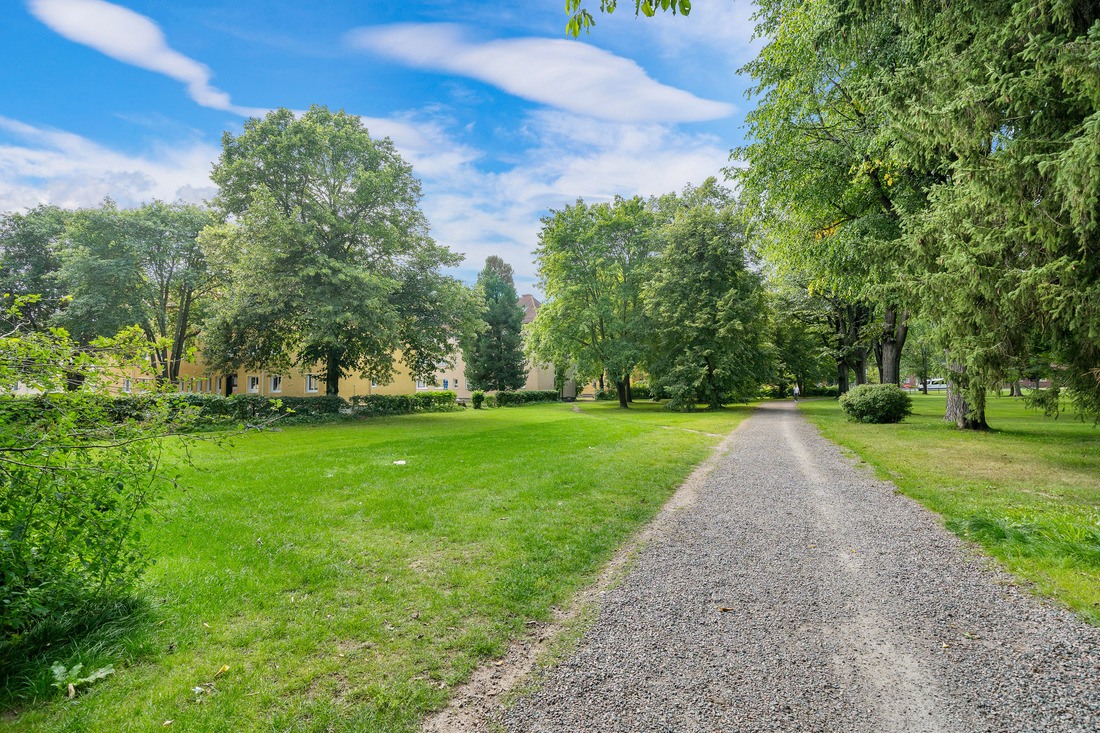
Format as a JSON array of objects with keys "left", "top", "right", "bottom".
[
  {"left": 201, "top": 105, "right": 477, "bottom": 396},
  {"left": 464, "top": 258, "right": 528, "bottom": 392}
]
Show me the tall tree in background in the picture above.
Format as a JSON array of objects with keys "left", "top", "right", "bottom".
[
  {"left": 0, "top": 205, "right": 68, "bottom": 331},
  {"left": 201, "top": 106, "right": 477, "bottom": 396},
  {"left": 464, "top": 257, "right": 528, "bottom": 391},
  {"left": 644, "top": 180, "right": 768, "bottom": 410},
  {"left": 55, "top": 200, "right": 213, "bottom": 382},
  {"left": 733, "top": 0, "right": 921, "bottom": 391},
  {"left": 528, "top": 196, "right": 656, "bottom": 408}
]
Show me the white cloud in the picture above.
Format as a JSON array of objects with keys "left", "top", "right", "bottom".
[
  {"left": 416, "top": 110, "right": 732, "bottom": 294},
  {"left": 0, "top": 116, "right": 218, "bottom": 210},
  {"left": 346, "top": 23, "right": 734, "bottom": 123},
  {"left": 26, "top": 0, "right": 265, "bottom": 116}
]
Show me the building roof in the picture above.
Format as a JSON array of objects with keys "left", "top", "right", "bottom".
[{"left": 518, "top": 293, "right": 540, "bottom": 324}]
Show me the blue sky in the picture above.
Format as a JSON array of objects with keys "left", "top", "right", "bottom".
[{"left": 1, "top": 0, "right": 760, "bottom": 295}]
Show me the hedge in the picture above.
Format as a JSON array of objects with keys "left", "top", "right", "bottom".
[
  {"left": 494, "top": 389, "right": 560, "bottom": 407},
  {"left": 348, "top": 391, "right": 460, "bottom": 416}
]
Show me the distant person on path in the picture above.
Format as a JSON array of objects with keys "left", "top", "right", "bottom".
[{"left": 793, "top": 384, "right": 800, "bottom": 402}]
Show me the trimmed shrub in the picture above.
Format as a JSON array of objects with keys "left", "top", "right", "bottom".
[
  {"left": 630, "top": 382, "right": 653, "bottom": 400},
  {"left": 471, "top": 391, "right": 485, "bottom": 409},
  {"left": 839, "top": 384, "right": 913, "bottom": 423},
  {"left": 349, "top": 391, "right": 459, "bottom": 416},
  {"left": 495, "top": 390, "right": 560, "bottom": 407},
  {"left": 805, "top": 385, "right": 839, "bottom": 398},
  {"left": 594, "top": 388, "right": 617, "bottom": 401}
]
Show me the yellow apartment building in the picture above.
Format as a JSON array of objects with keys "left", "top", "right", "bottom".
[{"left": 120, "top": 294, "right": 571, "bottom": 400}]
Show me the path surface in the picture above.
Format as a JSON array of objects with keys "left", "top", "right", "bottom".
[{"left": 493, "top": 402, "right": 1100, "bottom": 733}]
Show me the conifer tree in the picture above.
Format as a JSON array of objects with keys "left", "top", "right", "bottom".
[{"left": 464, "top": 258, "right": 528, "bottom": 391}]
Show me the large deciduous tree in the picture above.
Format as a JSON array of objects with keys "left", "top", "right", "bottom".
[
  {"left": 55, "top": 200, "right": 213, "bottom": 383},
  {"left": 464, "top": 258, "right": 528, "bottom": 392},
  {"left": 201, "top": 106, "right": 476, "bottom": 396},
  {"left": 527, "top": 196, "right": 656, "bottom": 408},
  {"left": 644, "top": 180, "right": 768, "bottom": 410},
  {"left": 0, "top": 205, "right": 68, "bottom": 331}
]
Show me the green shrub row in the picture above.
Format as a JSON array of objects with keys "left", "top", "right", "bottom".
[
  {"left": 348, "top": 391, "right": 461, "bottom": 416},
  {"left": 630, "top": 382, "right": 654, "bottom": 400},
  {"left": 495, "top": 390, "right": 559, "bottom": 407}
]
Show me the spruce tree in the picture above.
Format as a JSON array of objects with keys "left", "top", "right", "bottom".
[{"left": 464, "top": 258, "right": 528, "bottom": 391}]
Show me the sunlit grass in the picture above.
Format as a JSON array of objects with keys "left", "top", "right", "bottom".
[
  {"left": 3, "top": 401, "right": 751, "bottom": 732},
  {"left": 800, "top": 394, "right": 1100, "bottom": 623}
]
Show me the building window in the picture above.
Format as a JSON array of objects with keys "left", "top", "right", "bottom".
[
  {"left": 416, "top": 380, "right": 426, "bottom": 390},
  {"left": 122, "top": 378, "right": 132, "bottom": 393},
  {"left": 306, "top": 374, "right": 319, "bottom": 393},
  {"left": 247, "top": 376, "right": 260, "bottom": 393},
  {"left": 370, "top": 378, "right": 378, "bottom": 388},
  {"left": 270, "top": 376, "right": 282, "bottom": 393},
  {"left": 442, "top": 379, "right": 449, "bottom": 389}
]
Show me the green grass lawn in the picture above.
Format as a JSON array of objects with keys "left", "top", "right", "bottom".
[
  {"left": 799, "top": 394, "right": 1100, "bottom": 623},
  {"left": 4, "top": 401, "right": 751, "bottom": 732}
]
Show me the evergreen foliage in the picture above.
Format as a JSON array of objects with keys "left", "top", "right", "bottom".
[{"left": 464, "top": 258, "right": 528, "bottom": 392}]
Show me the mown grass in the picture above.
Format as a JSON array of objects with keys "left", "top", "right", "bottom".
[
  {"left": 3, "top": 401, "right": 751, "bottom": 732},
  {"left": 799, "top": 394, "right": 1100, "bottom": 623}
]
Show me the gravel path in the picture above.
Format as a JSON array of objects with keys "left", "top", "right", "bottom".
[{"left": 496, "top": 401, "right": 1100, "bottom": 733}]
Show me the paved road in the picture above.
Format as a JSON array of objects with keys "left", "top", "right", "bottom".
[{"left": 498, "top": 402, "right": 1100, "bottom": 733}]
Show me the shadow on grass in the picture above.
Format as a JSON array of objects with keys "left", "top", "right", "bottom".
[{"left": 1, "top": 595, "right": 154, "bottom": 708}]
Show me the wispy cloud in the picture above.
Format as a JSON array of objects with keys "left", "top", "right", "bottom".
[
  {"left": 418, "top": 110, "right": 731, "bottom": 293},
  {"left": 0, "top": 116, "right": 218, "bottom": 210},
  {"left": 346, "top": 23, "right": 734, "bottom": 123},
  {"left": 26, "top": 0, "right": 265, "bottom": 116}
]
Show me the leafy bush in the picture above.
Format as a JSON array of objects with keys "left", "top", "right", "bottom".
[
  {"left": 805, "top": 385, "right": 839, "bottom": 398},
  {"left": 839, "top": 384, "right": 913, "bottom": 423},
  {"left": 758, "top": 384, "right": 786, "bottom": 399},
  {"left": 594, "top": 388, "right": 617, "bottom": 401},
  {"left": 471, "top": 391, "right": 485, "bottom": 409},
  {"left": 349, "top": 391, "right": 459, "bottom": 416},
  {"left": 630, "top": 382, "right": 653, "bottom": 400},
  {"left": 1, "top": 302, "right": 203, "bottom": 641},
  {"left": 494, "top": 390, "right": 559, "bottom": 407}
]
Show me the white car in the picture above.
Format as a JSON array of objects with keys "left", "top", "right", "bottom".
[{"left": 922, "top": 378, "right": 947, "bottom": 391}]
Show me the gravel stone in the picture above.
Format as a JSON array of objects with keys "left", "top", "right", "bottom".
[{"left": 496, "top": 402, "right": 1100, "bottom": 733}]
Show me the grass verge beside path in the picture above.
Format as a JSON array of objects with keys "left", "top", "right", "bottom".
[
  {"left": 799, "top": 395, "right": 1100, "bottom": 624},
  {"left": 4, "top": 401, "right": 751, "bottom": 732}
]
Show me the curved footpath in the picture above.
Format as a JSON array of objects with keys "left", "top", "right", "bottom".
[{"left": 492, "top": 401, "right": 1099, "bottom": 733}]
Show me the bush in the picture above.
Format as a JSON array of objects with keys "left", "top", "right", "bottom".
[
  {"left": 630, "top": 382, "right": 653, "bottom": 400},
  {"left": 758, "top": 384, "right": 785, "bottom": 400},
  {"left": 839, "top": 384, "right": 913, "bottom": 423},
  {"left": 594, "top": 388, "right": 617, "bottom": 401},
  {"left": 494, "top": 390, "right": 560, "bottom": 407},
  {"left": 805, "top": 385, "right": 839, "bottom": 398},
  {"left": 349, "top": 391, "right": 459, "bottom": 416},
  {"left": 471, "top": 391, "right": 485, "bottom": 409}
]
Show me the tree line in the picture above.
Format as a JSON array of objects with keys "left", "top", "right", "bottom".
[{"left": 570, "top": 0, "right": 1100, "bottom": 429}]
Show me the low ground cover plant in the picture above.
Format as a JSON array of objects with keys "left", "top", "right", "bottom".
[{"left": 838, "top": 383, "right": 912, "bottom": 423}]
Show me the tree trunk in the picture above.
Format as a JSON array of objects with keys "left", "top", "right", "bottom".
[
  {"left": 615, "top": 379, "right": 629, "bottom": 408},
  {"left": 325, "top": 352, "right": 341, "bottom": 396},
  {"left": 879, "top": 307, "right": 908, "bottom": 386},
  {"left": 625, "top": 373, "right": 632, "bottom": 402},
  {"left": 1010, "top": 380, "right": 1023, "bottom": 397},
  {"left": 853, "top": 349, "right": 868, "bottom": 385},
  {"left": 837, "top": 362, "right": 850, "bottom": 395},
  {"left": 945, "top": 365, "right": 988, "bottom": 430}
]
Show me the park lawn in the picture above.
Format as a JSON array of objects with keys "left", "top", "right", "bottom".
[
  {"left": 4, "top": 400, "right": 751, "bottom": 732},
  {"left": 799, "top": 394, "right": 1100, "bottom": 624}
]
